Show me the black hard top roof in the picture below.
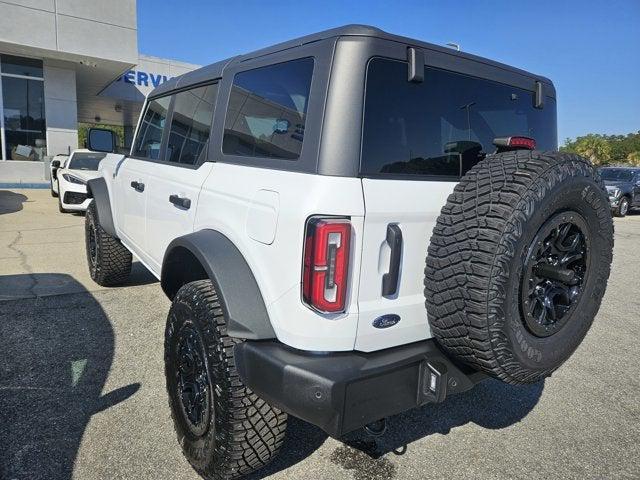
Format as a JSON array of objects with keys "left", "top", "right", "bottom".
[{"left": 150, "top": 24, "right": 553, "bottom": 98}]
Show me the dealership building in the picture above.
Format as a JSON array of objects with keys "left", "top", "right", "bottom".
[{"left": 0, "top": 0, "right": 199, "bottom": 184}]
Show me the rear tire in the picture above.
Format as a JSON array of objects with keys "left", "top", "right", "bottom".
[
  {"left": 425, "top": 150, "right": 613, "bottom": 385},
  {"left": 165, "top": 280, "right": 287, "bottom": 480},
  {"left": 85, "top": 201, "right": 132, "bottom": 286},
  {"left": 614, "top": 196, "right": 629, "bottom": 217}
]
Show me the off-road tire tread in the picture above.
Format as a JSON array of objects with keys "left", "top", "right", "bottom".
[
  {"left": 85, "top": 201, "right": 131, "bottom": 286},
  {"left": 167, "top": 280, "right": 287, "bottom": 480},
  {"left": 424, "top": 150, "right": 613, "bottom": 385}
]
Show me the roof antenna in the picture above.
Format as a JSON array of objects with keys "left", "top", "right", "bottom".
[{"left": 446, "top": 42, "right": 460, "bottom": 51}]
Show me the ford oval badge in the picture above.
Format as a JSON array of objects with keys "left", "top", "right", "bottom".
[{"left": 372, "top": 314, "right": 400, "bottom": 329}]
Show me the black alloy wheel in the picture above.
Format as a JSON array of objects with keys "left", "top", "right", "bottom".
[
  {"left": 87, "top": 222, "right": 98, "bottom": 268},
  {"left": 174, "top": 323, "right": 212, "bottom": 437},
  {"left": 520, "top": 212, "right": 589, "bottom": 338}
]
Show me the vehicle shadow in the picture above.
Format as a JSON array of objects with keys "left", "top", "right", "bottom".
[
  {"left": 125, "top": 261, "right": 159, "bottom": 287},
  {"left": 0, "top": 273, "right": 140, "bottom": 480},
  {"left": 0, "top": 190, "right": 29, "bottom": 215},
  {"left": 251, "top": 377, "right": 544, "bottom": 479}
]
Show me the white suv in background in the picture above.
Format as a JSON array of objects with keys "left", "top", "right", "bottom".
[
  {"left": 81, "top": 25, "right": 613, "bottom": 480},
  {"left": 56, "top": 149, "right": 106, "bottom": 213}
]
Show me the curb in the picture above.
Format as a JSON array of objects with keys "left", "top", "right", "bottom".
[{"left": 0, "top": 183, "right": 50, "bottom": 189}]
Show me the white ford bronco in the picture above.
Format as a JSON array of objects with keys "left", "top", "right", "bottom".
[{"left": 84, "top": 25, "right": 613, "bottom": 480}]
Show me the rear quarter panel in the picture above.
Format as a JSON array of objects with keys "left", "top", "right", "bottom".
[{"left": 195, "top": 162, "right": 364, "bottom": 351}]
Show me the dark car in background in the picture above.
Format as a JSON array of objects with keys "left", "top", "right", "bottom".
[{"left": 600, "top": 167, "right": 640, "bottom": 217}]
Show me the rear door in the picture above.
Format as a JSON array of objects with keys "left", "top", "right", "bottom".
[
  {"left": 357, "top": 55, "right": 557, "bottom": 351},
  {"left": 144, "top": 82, "right": 218, "bottom": 274}
]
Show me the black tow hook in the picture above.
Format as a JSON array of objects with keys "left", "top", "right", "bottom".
[
  {"left": 534, "top": 263, "right": 577, "bottom": 285},
  {"left": 363, "top": 418, "right": 387, "bottom": 437}
]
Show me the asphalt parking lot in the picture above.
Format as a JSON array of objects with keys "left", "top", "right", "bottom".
[{"left": 1, "top": 188, "right": 639, "bottom": 480}]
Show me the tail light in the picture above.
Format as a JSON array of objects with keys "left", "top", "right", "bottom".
[
  {"left": 493, "top": 136, "right": 536, "bottom": 151},
  {"left": 302, "top": 217, "right": 351, "bottom": 313}
]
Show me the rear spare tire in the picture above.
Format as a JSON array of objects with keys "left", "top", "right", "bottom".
[{"left": 425, "top": 150, "right": 613, "bottom": 385}]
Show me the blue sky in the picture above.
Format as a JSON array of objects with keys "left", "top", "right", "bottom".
[{"left": 137, "top": 0, "right": 639, "bottom": 143}]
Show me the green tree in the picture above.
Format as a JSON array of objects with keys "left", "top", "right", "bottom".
[
  {"left": 567, "top": 135, "right": 612, "bottom": 165},
  {"left": 627, "top": 151, "right": 640, "bottom": 167},
  {"left": 562, "top": 131, "right": 640, "bottom": 166}
]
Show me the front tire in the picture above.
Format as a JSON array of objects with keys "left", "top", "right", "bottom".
[
  {"left": 85, "top": 201, "right": 132, "bottom": 286},
  {"left": 614, "top": 196, "right": 629, "bottom": 217},
  {"left": 165, "top": 280, "right": 287, "bottom": 480}
]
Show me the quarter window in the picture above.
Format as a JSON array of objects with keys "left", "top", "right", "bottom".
[
  {"left": 166, "top": 84, "right": 218, "bottom": 165},
  {"left": 361, "top": 58, "right": 557, "bottom": 178},
  {"left": 223, "top": 58, "right": 314, "bottom": 160},
  {"left": 133, "top": 95, "right": 171, "bottom": 159}
]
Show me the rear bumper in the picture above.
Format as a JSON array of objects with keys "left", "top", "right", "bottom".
[{"left": 234, "top": 339, "right": 486, "bottom": 438}]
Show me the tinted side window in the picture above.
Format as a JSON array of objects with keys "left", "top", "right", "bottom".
[
  {"left": 166, "top": 84, "right": 218, "bottom": 165},
  {"left": 223, "top": 58, "right": 314, "bottom": 160},
  {"left": 361, "top": 58, "right": 558, "bottom": 178},
  {"left": 133, "top": 96, "right": 171, "bottom": 159}
]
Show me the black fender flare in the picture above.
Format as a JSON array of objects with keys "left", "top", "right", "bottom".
[
  {"left": 86, "top": 178, "right": 117, "bottom": 238},
  {"left": 162, "top": 230, "right": 276, "bottom": 340}
]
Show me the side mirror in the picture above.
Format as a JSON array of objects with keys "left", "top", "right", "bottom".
[
  {"left": 51, "top": 160, "right": 60, "bottom": 168},
  {"left": 87, "top": 128, "right": 116, "bottom": 153}
]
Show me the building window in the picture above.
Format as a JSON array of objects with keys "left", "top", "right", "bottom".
[
  {"left": 1, "top": 54, "right": 44, "bottom": 78},
  {"left": 0, "top": 55, "right": 46, "bottom": 161}
]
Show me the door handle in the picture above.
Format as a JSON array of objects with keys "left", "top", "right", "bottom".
[
  {"left": 130, "top": 181, "right": 145, "bottom": 192},
  {"left": 169, "top": 194, "right": 191, "bottom": 209},
  {"left": 382, "top": 224, "right": 403, "bottom": 297}
]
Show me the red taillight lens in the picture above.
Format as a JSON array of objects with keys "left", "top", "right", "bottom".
[
  {"left": 302, "top": 218, "right": 351, "bottom": 313},
  {"left": 508, "top": 136, "right": 536, "bottom": 150},
  {"left": 493, "top": 136, "right": 536, "bottom": 151}
]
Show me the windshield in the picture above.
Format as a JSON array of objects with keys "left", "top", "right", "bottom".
[
  {"left": 68, "top": 152, "right": 106, "bottom": 171},
  {"left": 600, "top": 169, "right": 634, "bottom": 182}
]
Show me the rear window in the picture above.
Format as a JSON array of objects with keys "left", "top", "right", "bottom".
[
  {"left": 361, "top": 58, "right": 557, "bottom": 178},
  {"left": 222, "top": 58, "right": 314, "bottom": 160},
  {"left": 68, "top": 152, "right": 106, "bottom": 170}
]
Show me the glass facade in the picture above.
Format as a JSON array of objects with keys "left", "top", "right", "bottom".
[{"left": 0, "top": 54, "right": 47, "bottom": 161}]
